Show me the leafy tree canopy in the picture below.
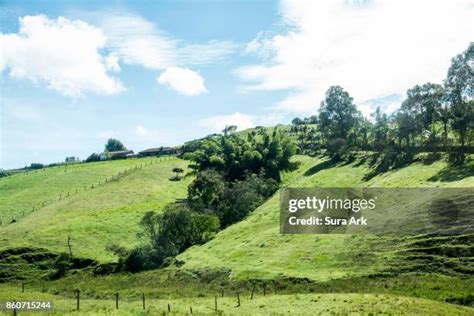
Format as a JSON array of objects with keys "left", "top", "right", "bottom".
[{"left": 105, "top": 138, "right": 127, "bottom": 152}]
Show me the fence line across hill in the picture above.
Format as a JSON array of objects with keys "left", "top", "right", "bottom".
[
  {"left": 1, "top": 157, "right": 174, "bottom": 226},
  {"left": 18, "top": 279, "right": 271, "bottom": 314}
]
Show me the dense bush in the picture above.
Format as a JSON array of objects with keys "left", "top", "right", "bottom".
[
  {"left": 185, "top": 127, "right": 296, "bottom": 182},
  {"left": 110, "top": 204, "right": 219, "bottom": 272},
  {"left": 188, "top": 170, "right": 278, "bottom": 228}
]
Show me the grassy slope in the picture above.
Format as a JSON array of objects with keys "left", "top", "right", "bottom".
[
  {"left": 0, "top": 157, "right": 191, "bottom": 262},
  {"left": 0, "top": 159, "right": 148, "bottom": 222},
  {"left": 0, "top": 154, "right": 472, "bottom": 314},
  {"left": 178, "top": 155, "right": 474, "bottom": 280}
]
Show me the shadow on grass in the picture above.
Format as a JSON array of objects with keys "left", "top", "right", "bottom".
[
  {"left": 363, "top": 152, "right": 414, "bottom": 181},
  {"left": 421, "top": 152, "right": 442, "bottom": 165},
  {"left": 353, "top": 155, "right": 370, "bottom": 167},
  {"left": 428, "top": 163, "right": 474, "bottom": 182},
  {"left": 304, "top": 158, "right": 340, "bottom": 176}
]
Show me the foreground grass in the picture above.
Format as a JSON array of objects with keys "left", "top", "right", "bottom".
[
  {"left": 0, "top": 284, "right": 472, "bottom": 316},
  {"left": 0, "top": 157, "right": 191, "bottom": 262}
]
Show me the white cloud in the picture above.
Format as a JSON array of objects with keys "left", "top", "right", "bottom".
[
  {"left": 198, "top": 112, "right": 256, "bottom": 133},
  {"left": 236, "top": 0, "right": 474, "bottom": 114},
  {"left": 1, "top": 13, "right": 237, "bottom": 97},
  {"left": 94, "top": 13, "right": 237, "bottom": 69},
  {"left": 0, "top": 15, "right": 124, "bottom": 97},
  {"left": 157, "top": 67, "right": 207, "bottom": 96},
  {"left": 104, "top": 53, "right": 121, "bottom": 72}
]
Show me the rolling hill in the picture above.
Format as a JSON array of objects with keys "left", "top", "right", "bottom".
[
  {"left": 0, "top": 157, "right": 191, "bottom": 262},
  {"left": 0, "top": 152, "right": 472, "bottom": 314}
]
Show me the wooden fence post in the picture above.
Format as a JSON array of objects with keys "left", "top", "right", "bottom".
[
  {"left": 214, "top": 295, "right": 217, "bottom": 311},
  {"left": 236, "top": 292, "right": 240, "bottom": 307},
  {"left": 142, "top": 293, "right": 145, "bottom": 310},
  {"left": 263, "top": 283, "right": 266, "bottom": 296},
  {"left": 190, "top": 306, "right": 193, "bottom": 314},
  {"left": 250, "top": 285, "right": 255, "bottom": 300},
  {"left": 168, "top": 303, "right": 171, "bottom": 312},
  {"left": 221, "top": 288, "right": 224, "bottom": 297},
  {"left": 76, "top": 289, "right": 80, "bottom": 311},
  {"left": 115, "top": 292, "right": 119, "bottom": 309}
]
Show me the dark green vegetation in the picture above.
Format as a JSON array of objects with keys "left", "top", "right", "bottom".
[
  {"left": 111, "top": 128, "right": 296, "bottom": 272},
  {"left": 104, "top": 138, "right": 127, "bottom": 152}
]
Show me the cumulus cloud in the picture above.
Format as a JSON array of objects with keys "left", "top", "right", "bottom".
[
  {"left": 1, "top": 13, "right": 237, "bottom": 97},
  {"left": 198, "top": 112, "right": 256, "bottom": 133},
  {"left": 0, "top": 15, "right": 124, "bottom": 97},
  {"left": 157, "top": 67, "right": 207, "bottom": 95},
  {"left": 236, "top": 0, "right": 474, "bottom": 114}
]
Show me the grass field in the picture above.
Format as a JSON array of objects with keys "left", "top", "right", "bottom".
[
  {"left": 0, "top": 153, "right": 473, "bottom": 314},
  {"left": 0, "top": 157, "right": 191, "bottom": 262},
  {"left": 0, "top": 282, "right": 473, "bottom": 315}
]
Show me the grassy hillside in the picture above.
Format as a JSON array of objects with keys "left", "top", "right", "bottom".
[
  {"left": 0, "top": 153, "right": 472, "bottom": 314},
  {"left": 1, "top": 159, "right": 149, "bottom": 222},
  {"left": 178, "top": 154, "right": 474, "bottom": 280},
  {"left": 0, "top": 157, "right": 191, "bottom": 262}
]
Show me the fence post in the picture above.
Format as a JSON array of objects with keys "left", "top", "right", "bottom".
[
  {"left": 214, "top": 295, "right": 217, "bottom": 311},
  {"left": 250, "top": 285, "right": 255, "bottom": 300},
  {"left": 236, "top": 292, "right": 240, "bottom": 307},
  {"left": 168, "top": 303, "right": 171, "bottom": 312},
  {"left": 142, "top": 293, "right": 145, "bottom": 310},
  {"left": 190, "top": 306, "right": 193, "bottom": 314},
  {"left": 21, "top": 282, "right": 24, "bottom": 293},
  {"left": 221, "top": 288, "right": 224, "bottom": 297},
  {"left": 115, "top": 292, "right": 119, "bottom": 309},
  {"left": 76, "top": 289, "right": 80, "bottom": 311},
  {"left": 263, "top": 283, "right": 266, "bottom": 296}
]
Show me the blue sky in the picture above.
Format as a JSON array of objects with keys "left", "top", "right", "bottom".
[{"left": 1, "top": 0, "right": 472, "bottom": 169}]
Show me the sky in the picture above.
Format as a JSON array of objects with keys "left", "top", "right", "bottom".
[{"left": 1, "top": 0, "right": 472, "bottom": 169}]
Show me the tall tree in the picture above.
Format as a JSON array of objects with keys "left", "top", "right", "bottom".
[
  {"left": 105, "top": 138, "right": 127, "bottom": 152},
  {"left": 318, "top": 86, "right": 358, "bottom": 142},
  {"left": 444, "top": 44, "right": 474, "bottom": 151},
  {"left": 371, "top": 107, "right": 390, "bottom": 152},
  {"left": 404, "top": 83, "right": 444, "bottom": 134}
]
